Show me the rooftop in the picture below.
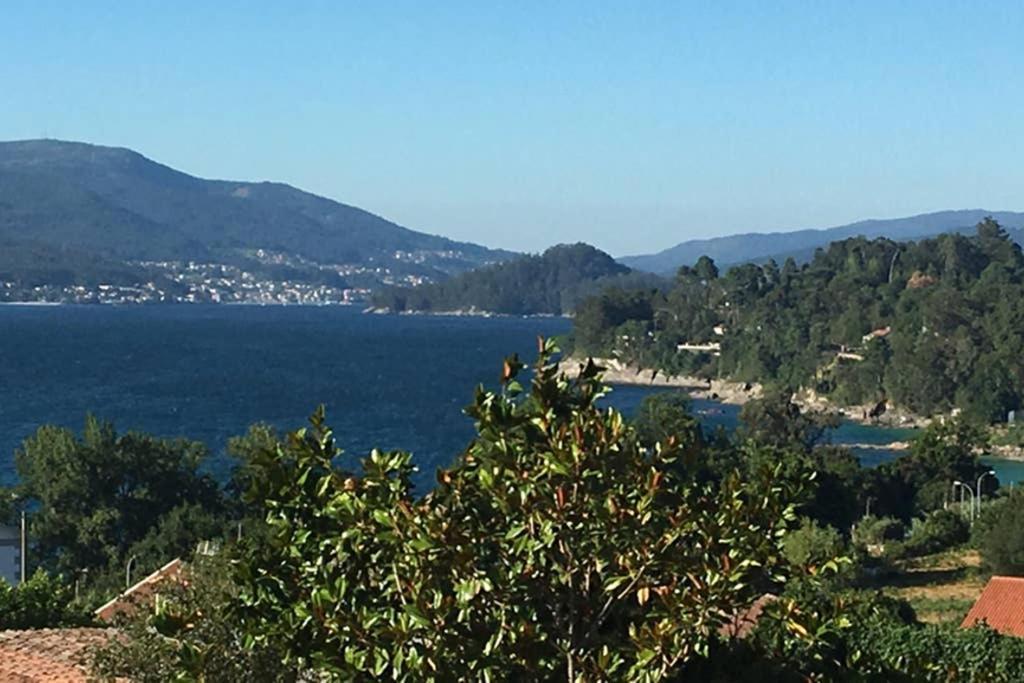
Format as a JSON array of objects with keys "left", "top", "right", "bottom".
[
  {"left": 0, "top": 628, "right": 115, "bottom": 682},
  {"left": 961, "top": 575, "right": 1024, "bottom": 637}
]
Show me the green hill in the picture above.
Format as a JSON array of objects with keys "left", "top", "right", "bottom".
[
  {"left": 373, "top": 243, "right": 662, "bottom": 315},
  {"left": 576, "top": 219, "right": 1024, "bottom": 422},
  {"left": 0, "top": 139, "right": 512, "bottom": 287}
]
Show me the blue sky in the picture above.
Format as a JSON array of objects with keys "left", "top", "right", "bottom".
[{"left": 2, "top": 1, "right": 1022, "bottom": 255}]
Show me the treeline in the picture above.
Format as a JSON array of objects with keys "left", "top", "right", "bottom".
[
  {"left": 0, "top": 416, "right": 277, "bottom": 605},
  {"left": 573, "top": 218, "right": 1024, "bottom": 422},
  {"left": 372, "top": 243, "right": 663, "bottom": 315}
]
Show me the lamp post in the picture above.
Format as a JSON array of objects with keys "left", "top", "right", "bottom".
[
  {"left": 125, "top": 555, "right": 137, "bottom": 590},
  {"left": 977, "top": 470, "right": 996, "bottom": 517},
  {"left": 953, "top": 481, "right": 976, "bottom": 522}
]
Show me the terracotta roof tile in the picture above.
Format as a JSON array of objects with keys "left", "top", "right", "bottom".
[
  {"left": 0, "top": 628, "right": 115, "bottom": 682},
  {"left": 961, "top": 575, "right": 1024, "bottom": 637}
]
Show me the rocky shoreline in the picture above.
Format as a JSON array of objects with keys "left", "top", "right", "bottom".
[
  {"left": 562, "top": 357, "right": 929, "bottom": 428},
  {"left": 559, "top": 357, "right": 762, "bottom": 405},
  {"left": 561, "top": 357, "right": 1024, "bottom": 461}
]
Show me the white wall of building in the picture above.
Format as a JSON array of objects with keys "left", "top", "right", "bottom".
[{"left": 0, "top": 526, "right": 21, "bottom": 586}]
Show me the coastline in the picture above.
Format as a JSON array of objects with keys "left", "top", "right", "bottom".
[
  {"left": 559, "top": 357, "right": 762, "bottom": 405},
  {"left": 562, "top": 356, "right": 930, "bottom": 428},
  {"left": 0, "top": 301, "right": 64, "bottom": 306},
  {"left": 364, "top": 306, "right": 570, "bottom": 319}
]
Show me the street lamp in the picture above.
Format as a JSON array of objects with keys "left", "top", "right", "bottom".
[
  {"left": 125, "top": 555, "right": 138, "bottom": 590},
  {"left": 953, "top": 481, "right": 976, "bottom": 521},
  {"left": 977, "top": 470, "right": 997, "bottom": 516}
]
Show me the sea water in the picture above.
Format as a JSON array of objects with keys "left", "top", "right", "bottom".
[{"left": 0, "top": 305, "right": 1017, "bottom": 488}]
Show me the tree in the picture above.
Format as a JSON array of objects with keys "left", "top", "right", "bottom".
[
  {"left": 231, "top": 343, "right": 818, "bottom": 681},
  {"left": 631, "top": 392, "right": 703, "bottom": 449},
  {"left": 738, "top": 392, "right": 838, "bottom": 453},
  {"left": 693, "top": 255, "right": 720, "bottom": 282},
  {"left": 14, "top": 416, "right": 226, "bottom": 591},
  {"left": 570, "top": 220, "right": 1024, "bottom": 426},
  {"left": 782, "top": 519, "right": 847, "bottom": 574},
  {"left": 877, "top": 418, "right": 990, "bottom": 518}
]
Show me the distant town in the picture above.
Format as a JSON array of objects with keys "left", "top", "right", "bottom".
[{"left": 0, "top": 248, "right": 445, "bottom": 305}]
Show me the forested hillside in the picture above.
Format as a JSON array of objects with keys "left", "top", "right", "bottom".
[
  {"left": 574, "top": 218, "right": 1024, "bottom": 422},
  {"left": 0, "top": 140, "right": 512, "bottom": 300},
  {"left": 372, "top": 243, "right": 663, "bottom": 315}
]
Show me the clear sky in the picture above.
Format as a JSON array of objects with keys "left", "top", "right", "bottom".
[{"left": 2, "top": 1, "right": 1022, "bottom": 255}]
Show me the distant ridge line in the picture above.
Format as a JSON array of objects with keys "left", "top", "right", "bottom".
[{"left": 620, "top": 209, "right": 1024, "bottom": 273}]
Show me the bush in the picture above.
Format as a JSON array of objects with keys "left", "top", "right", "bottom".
[
  {"left": 783, "top": 518, "right": 847, "bottom": 573},
  {"left": 976, "top": 490, "right": 1024, "bottom": 574},
  {"left": 0, "top": 570, "right": 91, "bottom": 629},
  {"left": 902, "top": 509, "right": 970, "bottom": 557},
  {"left": 852, "top": 515, "right": 905, "bottom": 549}
]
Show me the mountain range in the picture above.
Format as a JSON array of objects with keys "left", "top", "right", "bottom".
[
  {"left": 4, "top": 138, "right": 1024, "bottom": 306},
  {"left": 0, "top": 139, "right": 512, "bottom": 300},
  {"left": 620, "top": 209, "right": 1024, "bottom": 273}
]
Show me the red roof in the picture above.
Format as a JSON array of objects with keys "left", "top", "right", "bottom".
[
  {"left": 961, "top": 576, "right": 1024, "bottom": 636},
  {"left": 0, "top": 628, "right": 115, "bottom": 682},
  {"left": 94, "top": 558, "right": 185, "bottom": 622}
]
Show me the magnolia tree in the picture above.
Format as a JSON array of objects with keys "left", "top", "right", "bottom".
[{"left": 232, "top": 341, "right": 817, "bottom": 681}]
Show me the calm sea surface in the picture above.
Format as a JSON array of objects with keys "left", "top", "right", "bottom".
[{"left": 1, "top": 305, "right": 1020, "bottom": 488}]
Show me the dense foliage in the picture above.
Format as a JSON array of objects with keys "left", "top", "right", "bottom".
[
  {"left": 574, "top": 219, "right": 1024, "bottom": 421},
  {"left": 0, "top": 570, "right": 90, "bottom": 629},
  {"left": 0, "top": 347, "right": 1018, "bottom": 680},
  {"left": 5, "top": 415, "right": 229, "bottom": 598},
  {"left": 229, "top": 344, "right": 817, "bottom": 681},
  {"left": 91, "top": 555, "right": 292, "bottom": 682},
  {"left": 373, "top": 243, "right": 663, "bottom": 315},
  {"left": 975, "top": 489, "right": 1024, "bottom": 575}
]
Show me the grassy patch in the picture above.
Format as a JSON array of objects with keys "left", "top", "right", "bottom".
[{"left": 878, "top": 549, "right": 986, "bottom": 624}]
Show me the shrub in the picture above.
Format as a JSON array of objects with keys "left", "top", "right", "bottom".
[
  {"left": 903, "top": 509, "right": 969, "bottom": 557},
  {"left": 782, "top": 518, "right": 847, "bottom": 573},
  {"left": 852, "top": 515, "right": 905, "bottom": 548},
  {"left": 0, "top": 570, "right": 90, "bottom": 629},
  {"left": 976, "top": 490, "right": 1024, "bottom": 575}
]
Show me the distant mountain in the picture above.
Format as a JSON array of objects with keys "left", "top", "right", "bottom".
[
  {"left": 372, "top": 243, "right": 664, "bottom": 316},
  {"left": 621, "top": 210, "right": 1024, "bottom": 273},
  {"left": 0, "top": 139, "right": 513, "bottom": 301}
]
